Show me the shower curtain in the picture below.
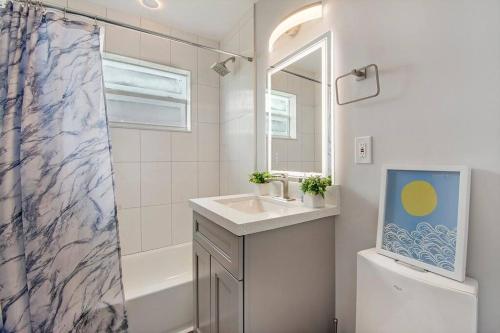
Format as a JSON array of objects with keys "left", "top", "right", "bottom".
[{"left": 0, "top": 2, "right": 127, "bottom": 332}]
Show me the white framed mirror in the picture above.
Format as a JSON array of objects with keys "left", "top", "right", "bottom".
[{"left": 266, "top": 33, "right": 331, "bottom": 177}]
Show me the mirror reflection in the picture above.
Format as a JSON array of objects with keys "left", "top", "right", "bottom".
[{"left": 268, "top": 47, "right": 323, "bottom": 174}]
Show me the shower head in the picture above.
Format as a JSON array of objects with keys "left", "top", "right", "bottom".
[{"left": 211, "top": 57, "right": 236, "bottom": 77}]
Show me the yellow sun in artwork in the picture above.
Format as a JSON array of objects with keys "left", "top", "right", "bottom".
[{"left": 401, "top": 180, "right": 438, "bottom": 217}]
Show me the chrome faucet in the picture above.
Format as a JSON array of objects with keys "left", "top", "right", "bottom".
[{"left": 270, "top": 173, "right": 294, "bottom": 201}]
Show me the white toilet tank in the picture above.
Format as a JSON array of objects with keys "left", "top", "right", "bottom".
[{"left": 356, "top": 248, "right": 478, "bottom": 333}]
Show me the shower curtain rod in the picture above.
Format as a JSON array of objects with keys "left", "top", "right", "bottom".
[{"left": 14, "top": 1, "right": 253, "bottom": 62}]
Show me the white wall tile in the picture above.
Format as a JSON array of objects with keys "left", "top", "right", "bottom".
[
  {"left": 141, "top": 162, "right": 172, "bottom": 206},
  {"left": 198, "top": 162, "right": 220, "bottom": 197},
  {"left": 198, "top": 84, "right": 219, "bottom": 123},
  {"left": 140, "top": 33, "right": 171, "bottom": 66},
  {"left": 139, "top": 14, "right": 171, "bottom": 66},
  {"left": 171, "top": 125, "right": 197, "bottom": 161},
  {"left": 141, "top": 205, "right": 172, "bottom": 251},
  {"left": 141, "top": 130, "right": 171, "bottom": 162},
  {"left": 110, "top": 128, "right": 140, "bottom": 162},
  {"left": 219, "top": 162, "right": 229, "bottom": 195},
  {"left": 190, "top": 84, "right": 198, "bottom": 124},
  {"left": 198, "top": 49, "right": 220, "bottom": 88},
  {"left": 301, "top": 79, "right": 316, "bottom": 107},
  {"left": 315, "top": 133, "right": 322, "bottom": 165},
  {"left": 271, "top": 139, "right": 287, "bottom": 166},
  {"left": 171, "top": 42, "right": 197, "bottom": 84},
  {"left": 105, "top": 24, "right": 140, "bottom": 58},
  {"left": 172, "top": 202, "right": 193, "bottom": 245},
  {"left": 302, "top": 161, "right": 315, "bottom": 173},
  {"left": 286, "top": 74, "right": 301, "bottom": 96},
  {"left": 274, "top": 160, "right": 288, "bottom": 171},
  {"left": 237, "top": 114, "right": 255, "bottom": 162},
  {"left": 67, "top": 0, "right": 105, "bottom": 16},
  {"left": 104, "top": 10, "right": 140, "bottom": 58},
  {"left": 287, "top": 138, "right": 302, "bottom": 162},
  {"left": 302, "top": 134, "right": 315, "bottom": 162},
  {"left": 300, "top": 105, "right": 315, "bottom": 134},
  {"left": 272, "top": 71, "right": 287, "bottom": 91},
  {"left": 218, "top": 9, "right": 255, "bottom": 196},
  {"left": 114, "top": 163, "right": 140, "bottom": 209},
  {"left": 70, "top": 2, "right": 225, "bottom": 253},
  {"left": 198, "top": 123, "right": 219, "bottom": 162},
  {"left": 239, "top": 15, "right": 254, "bottom": 57},
  {"left": 117, "top": 208, "right": 141, "bottom": 255},
  {"left": 287, "top": 161, "right": 302, "bottom": 172},
  {"left": 221, "top": 30, "right": 239, "bottom": 55},
  {"left": 171, "top": 162, "right": 198, "bottom": 203}
]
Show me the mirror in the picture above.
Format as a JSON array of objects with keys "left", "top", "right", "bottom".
[{"left": 267, "top": 34, "right": 330, "bottom": 176}]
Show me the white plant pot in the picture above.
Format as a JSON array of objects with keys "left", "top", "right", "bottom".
[
  {"left": 253, "top": 183, "right": 270, "bottom": 196},
  {"left": 303, "top": 193, "right": 325, "bottom": 208}
]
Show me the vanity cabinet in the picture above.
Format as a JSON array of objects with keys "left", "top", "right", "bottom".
[
  {"left": 192, "top": 211, "right": 335, "bottom": 333},
  {"left": 193, "top": 242, "right": 211, "bottom": 333}
]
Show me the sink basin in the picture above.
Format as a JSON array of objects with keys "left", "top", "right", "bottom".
[
  {"left": 189, "top": 191, "right": 340, "bottom": 236},
  {"left": 215, "top": 196, "right": 289, "bottom": 215}
]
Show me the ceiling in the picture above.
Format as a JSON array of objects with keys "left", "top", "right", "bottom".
[{"left": 88, "top": 0, "right": 256, "bottom": 41}]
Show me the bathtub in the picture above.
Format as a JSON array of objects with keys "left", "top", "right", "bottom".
[{"left": 121, "top": 243, "right": 193, "bottom": 333}]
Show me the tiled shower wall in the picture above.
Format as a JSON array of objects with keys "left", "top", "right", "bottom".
[
  {"left": 219, "top": 8, "right": 256, "bottom": 195},
  {"left": 44, "top": 0, "right": 221, "bottom": 255}
]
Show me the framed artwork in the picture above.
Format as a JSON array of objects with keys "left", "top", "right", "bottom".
[{"left": 376, "top": 165, "right": 471, "bottom": 282}]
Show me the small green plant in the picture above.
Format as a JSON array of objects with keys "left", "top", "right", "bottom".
[
  {"left": 301, "top": 176, "right": 331, "bottom": 198},
  {"left": 249, "top": 171, "right": 272, "bottom": 184}
]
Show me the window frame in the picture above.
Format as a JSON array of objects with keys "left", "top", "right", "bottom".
[
  {"left": 266, "top": 89, "right": 297, "bottom": 140},
  {"left": 102, "top": 53, "right": 192, "bottom": 132}
]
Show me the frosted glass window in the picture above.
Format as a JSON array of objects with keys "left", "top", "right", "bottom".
[
  {"left": 266, "top": 90, "right": 297, "bottom": 139},
  {"left": 103, "top": 54, "right": 191, "bottom": 131}
]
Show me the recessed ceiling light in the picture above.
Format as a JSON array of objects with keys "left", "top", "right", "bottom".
[{"left": 140, "top": 0, "right": 161, "bottom": 9}]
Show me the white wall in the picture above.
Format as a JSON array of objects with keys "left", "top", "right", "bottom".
[
  {"left": 256, "top": 0, "right": 500, "bottom": 332},
  {"left": 219, "top": 7, "right": 256, "bottom": 195},
  {"left": 45, "top": 0, "right": 221, "bottom": 255}
]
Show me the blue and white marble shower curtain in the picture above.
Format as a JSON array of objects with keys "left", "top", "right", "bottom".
[{"left": 0, "top": 2, "right": 127, "bottom": 332}]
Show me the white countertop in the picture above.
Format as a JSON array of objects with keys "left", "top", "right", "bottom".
[{"left": 189, "top": 193, "right": 340, "bottom": 236}]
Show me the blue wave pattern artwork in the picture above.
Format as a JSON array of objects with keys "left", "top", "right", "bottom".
[
  {"left": 0, "top": 2, "right": 127, "bottom": 332},
  {"left": 382, "top": 222, "right": 457, "bottom": 271}
]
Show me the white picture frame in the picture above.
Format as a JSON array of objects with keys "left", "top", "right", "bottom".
[{"left": 376, "top": 165, "right": 471, "bottom": 282}]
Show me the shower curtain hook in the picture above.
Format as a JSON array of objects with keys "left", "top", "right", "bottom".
[
  {"left": 63, "top": 7, "right": 67, "bottom": 21},
  {"left": 93, "top": 15, "right": 98, "bottom": 28}
]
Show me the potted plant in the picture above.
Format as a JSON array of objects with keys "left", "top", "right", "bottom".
[
  {"left": 249, "top": 171, "right": 272, "bottom": 195},
  {"left": 300, "top": 175, "right": 331, "bottom": 208}
]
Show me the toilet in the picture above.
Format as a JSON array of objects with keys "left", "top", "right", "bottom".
[{"left": 356, "top": 249, "right": 478, "bottom": 333}]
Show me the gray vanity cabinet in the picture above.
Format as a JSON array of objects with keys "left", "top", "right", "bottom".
[
  {"left": 193, "top": 242, "right": 211, "bottom": 333},
  {"left": 210, "top": 259, "right": 243, "bottom": 333},
  {"left": 193, "top": 211, "right": 335, "bottom": 333}
]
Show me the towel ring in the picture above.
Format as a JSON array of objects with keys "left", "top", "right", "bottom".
[{"left": 335, "top": 64, "right": 380, "bottom": 106}]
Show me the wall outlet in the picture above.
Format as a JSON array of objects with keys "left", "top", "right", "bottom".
[{"left": 355, "top": 136, "right": 372, "bottom": 164}]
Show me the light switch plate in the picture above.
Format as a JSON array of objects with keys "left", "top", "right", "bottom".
[{"left": 355, "top": 136, "right": 372, "bottom": 164}]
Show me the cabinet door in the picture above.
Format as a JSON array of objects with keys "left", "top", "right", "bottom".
[
  {"left": 194, "top": 242, "right": 211, "bottom": 333},
  {"left": 210, "top": 259, "right": 243, "bottom": 333}
]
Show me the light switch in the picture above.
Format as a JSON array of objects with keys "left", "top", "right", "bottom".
[{"left": 355, "top": 136, "right": 372, "bottom": 164}]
